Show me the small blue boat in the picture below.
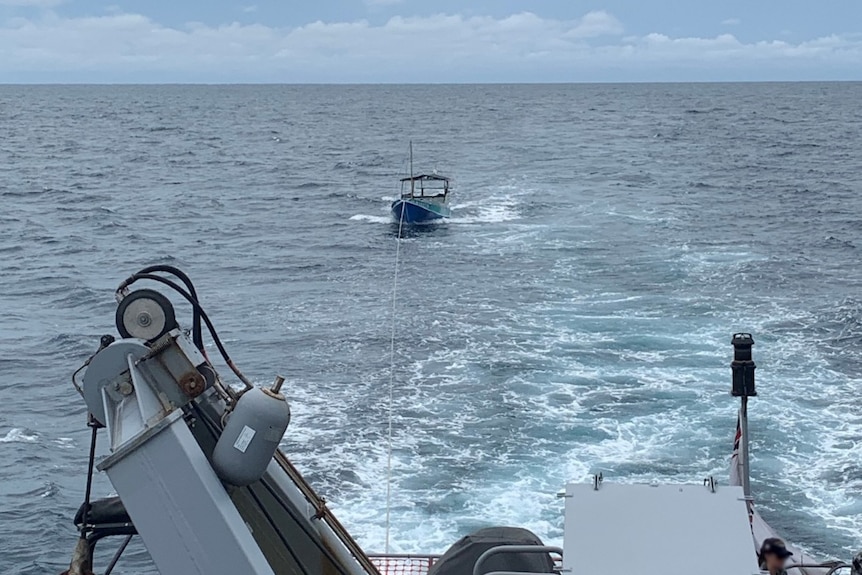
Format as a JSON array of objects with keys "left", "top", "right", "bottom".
[{"left": 391, "top": 143, "right": 452, "bottom": 224}]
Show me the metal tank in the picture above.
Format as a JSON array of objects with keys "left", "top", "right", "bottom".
[{"left": 213, "top": 377, "right": 291, "bottom": 487}]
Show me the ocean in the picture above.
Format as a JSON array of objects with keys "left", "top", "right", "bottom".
[{"left": 1, "top": 83, "right": 861, "bottom": 573}]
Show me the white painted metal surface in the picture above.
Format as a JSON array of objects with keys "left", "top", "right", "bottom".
[
  {"left": 563, "top": 482, "right": 760, "bottom": 575},
  {"left": 96, "top": 347, "right": 275, "bottom": 575},
  {"left": 100, "top": 409, "right": 276, "bottom": 575}
]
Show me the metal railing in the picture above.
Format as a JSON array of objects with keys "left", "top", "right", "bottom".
[
  {"left": 786, "top": 563, "right": 850, "bottom": 575},
  {"left": 474, "top": 545, "right": 565, "bottom": 575},
  {"left": 368, "top": 554, "right": 442, "bottom": 575},
  {"left": 369, "top": 545, "right": 563, "bottom": 575}
]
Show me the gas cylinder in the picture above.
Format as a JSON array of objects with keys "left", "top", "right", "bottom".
[{"left": 212, "top": 377, "right": 291, "bottom": 486}]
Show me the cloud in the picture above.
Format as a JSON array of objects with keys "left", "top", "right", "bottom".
[
  {"left": 242, "top": 5, "right": 257, "bottom": 13},
  {"left": 0, "top": 0, "right": 62, "bottom": 5},
  {"left": 0, "top": 9, "right": 859, "bottom": 82},
  {"left": 566, "top": 10, "right": 623, "bottom": 39},
  {"left": 721, "top": 18, "right": 741, "bottom": 26}
]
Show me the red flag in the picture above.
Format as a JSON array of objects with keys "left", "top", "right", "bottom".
[{"left": 729, "top": 410, "right": 742, "bottom": 487}]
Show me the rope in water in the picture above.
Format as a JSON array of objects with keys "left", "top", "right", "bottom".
[{"left": 385, "top": 158, "right": 409, "bottom": 554}]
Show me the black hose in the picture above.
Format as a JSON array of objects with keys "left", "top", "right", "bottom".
[
  {"left": 120, "top": 273, "right": 253, "bottom": 389},
  {"left": 122, "top": 265, "right": 204, "bottom": 353}
]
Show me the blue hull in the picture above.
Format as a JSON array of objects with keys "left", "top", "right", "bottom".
[{"left": 391, "top": 199, "right": 450, "bottom": 224}]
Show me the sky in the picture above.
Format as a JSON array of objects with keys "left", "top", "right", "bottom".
[{"left": 0, "top": 0, "right": 860, "bottom": 83}]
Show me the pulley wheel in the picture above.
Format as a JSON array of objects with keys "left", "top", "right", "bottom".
[{"left": 116, "top": 289, "right": 178, "bottom": 341}]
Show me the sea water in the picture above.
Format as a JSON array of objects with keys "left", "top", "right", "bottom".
[{"left": 1, "top": 83, "right": 861, "bottom": 573}]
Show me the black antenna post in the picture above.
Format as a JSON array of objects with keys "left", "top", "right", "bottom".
[{"left": 731, "top": 333, "right": 756, "bottom": 397}]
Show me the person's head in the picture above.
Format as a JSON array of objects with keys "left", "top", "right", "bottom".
[
  {"left": 760, "top": 538, "right": 793, "bottom": 572},
  {"left": 850, "top": 550, "right": 862, "bottom": 575}
]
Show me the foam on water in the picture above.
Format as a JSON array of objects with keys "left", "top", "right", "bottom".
[
  {"left": 351, "top": 214, "right": 393, "bottom": 224},
  {"left": 449, "top": 192, "right": 523, "bottom": 224},
  {"left": 0, "top": 429, "right": 39, "bottom": 443}
]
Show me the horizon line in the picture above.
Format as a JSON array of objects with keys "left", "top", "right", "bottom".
[{"left": 1, "top": 79, "right": 861, "bottom": 87}]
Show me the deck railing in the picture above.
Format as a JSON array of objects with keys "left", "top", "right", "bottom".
[
  {"left": 368, "top": 554, "right": 442, "bottom": 575},
  {"left": 368, "top": 551, "right": 564, "bottom": 575}
]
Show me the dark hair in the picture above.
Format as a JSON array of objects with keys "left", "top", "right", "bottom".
[{"left": 759, "top": 538, "right": 786, "bottom": 568}]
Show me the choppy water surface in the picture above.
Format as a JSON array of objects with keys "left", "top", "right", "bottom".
[{"left": 1, "top": 83, "right": 862, "bottom": 573}]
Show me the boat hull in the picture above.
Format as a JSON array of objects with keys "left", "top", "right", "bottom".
[{"left": 391, "top": 199, "right": 450, "bottom": 224}]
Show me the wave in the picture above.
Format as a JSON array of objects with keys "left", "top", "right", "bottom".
[
  {"left": 0, "top": 428, "right": 39, "bottom": 443},
  {"left": 350, "top": 214, "right": 392, "bottom": 224}
]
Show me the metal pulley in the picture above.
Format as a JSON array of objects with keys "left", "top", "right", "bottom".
[{"left": 115, "top": 288, "right": 178, "bottom": 341}]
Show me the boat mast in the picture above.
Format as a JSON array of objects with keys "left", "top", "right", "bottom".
[{"left": 409, "top": 141, "right": 414, "bottom": 196}]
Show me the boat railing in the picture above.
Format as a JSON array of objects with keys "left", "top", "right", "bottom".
[
  {"left": 368, "top": 554, "right": 442, "bottom": 575},
  {"left": 474, "top": 546, "right": 565, "bottom": 575},
  {"left": 368, "top": 547, "right": 564, "bottom": 575},
  {"left": 786, "top": 562, "right": 852, "bottom": 575}
]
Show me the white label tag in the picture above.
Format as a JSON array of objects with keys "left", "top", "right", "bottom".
[{"left": 233, "top": 425, "right": 256, "bottom": 453}]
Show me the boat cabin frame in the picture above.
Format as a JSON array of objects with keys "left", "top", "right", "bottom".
[{"left": 399, "top": 174, "right": 450, "bottom": 200}]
